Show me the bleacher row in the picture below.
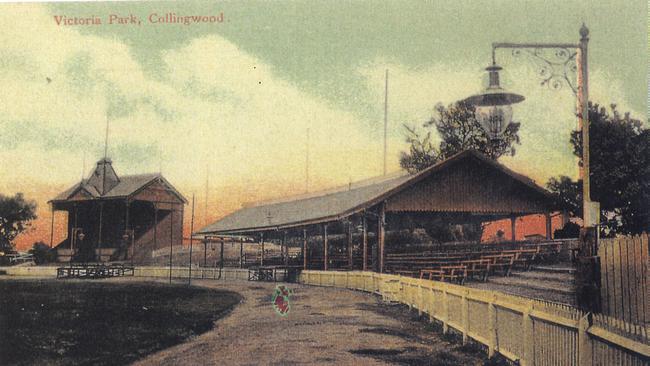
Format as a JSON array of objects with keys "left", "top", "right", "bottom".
[{"left": 386, "top": 242, "right": 564, "bottom": 284}]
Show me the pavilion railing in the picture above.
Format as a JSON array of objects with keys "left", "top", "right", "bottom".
[{"left": 299, "top": 270, "right": 649, "bottom": 366}]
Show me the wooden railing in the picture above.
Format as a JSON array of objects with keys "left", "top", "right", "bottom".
[
  {"left": 300, "top": 270, "right": 649, "bottom": 366},
  {"left": 598, "top": 233, "right": 648, "bottom": 325}
]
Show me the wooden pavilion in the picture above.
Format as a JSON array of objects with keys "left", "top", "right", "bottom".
[
  {"left": 49, "top": 158, "right": 187, "bottom": 263},
  {"left": 197, "top": 150, "right": 559, "bottom": 272}
]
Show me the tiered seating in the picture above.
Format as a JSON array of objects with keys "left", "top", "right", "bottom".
[{"left": 387, "top": 241, "right": 566, "bottom": 284}]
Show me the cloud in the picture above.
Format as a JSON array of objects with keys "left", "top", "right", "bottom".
[
  {"left": 356, "top": 54, "right": 641, "bottom": 185},
  {"left": 0, "top": 4, "right": 392, "bottom": 244}
]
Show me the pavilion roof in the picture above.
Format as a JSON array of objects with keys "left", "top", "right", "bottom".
[
  {"left": 198, "top": 150, "right": 555, "bottom": 235},
  {"left": 50, "top": 159, "right": 187, "bottom": 204}
]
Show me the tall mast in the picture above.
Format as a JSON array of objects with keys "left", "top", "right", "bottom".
[
  {"left": 81, "top": 151, "right": 86, "bottom": 181},
  {"left": 305, "top": 128, "right": 310, "bottom": 193},
  {"left": 383, "top": 69, "right": 389, "bottom": 176},
  {"left": 102, "top": 114, "right": 109, "bottom": 194},
  {"left": 204, "top": 165, "right": 209, "bottom": 226}
]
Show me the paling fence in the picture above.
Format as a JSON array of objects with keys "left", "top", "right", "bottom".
[
  {"left": 599, "top": 234, "right": 649, "bottom": 325},
  {"left": 300, "top": 270, "right": 650, "bottom": 366}
]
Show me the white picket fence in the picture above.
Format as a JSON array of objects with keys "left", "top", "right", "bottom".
[{"left": 300, "top": 270, "right": 650, "bottom": 366}]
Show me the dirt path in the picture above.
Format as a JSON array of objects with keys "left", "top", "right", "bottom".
[{"left": 134, "top": 279, "right": 487, "bottom": 366}]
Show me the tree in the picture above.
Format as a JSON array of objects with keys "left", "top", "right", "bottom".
[
  {"left": 429, "top": 101, "right": 521, "bottom": 160},
  {"left": 29, "top": 241, "right": 56, "bottom": 264},
  {"left": 399, "top": 125, "right": 440, "bottom": 173},
  {"left": 0, "top": 193, "right": 37, "bottom": 251},
  {"left": 400, "top": 101, "right": 521, "bottom": 173},
  {"left": 546, "top": 176, "right": 581, "bottom": 217},
  {"left": 547, "top": 103, "right": 650, "bottom": 236}
]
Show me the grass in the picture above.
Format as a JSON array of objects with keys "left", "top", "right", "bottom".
[{"left": 0, "top": 279, "right": 241, "bottom": 366}]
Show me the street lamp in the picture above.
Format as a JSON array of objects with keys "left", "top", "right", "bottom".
[
  {"left": 464, "top": 24, "right": 598, "bottom": 233},
  {"left": 463, "top": 63, "right": 525, "bottom": 139},
  {"left": 464, "top": 25, "right": 600, "bottom": 311}
]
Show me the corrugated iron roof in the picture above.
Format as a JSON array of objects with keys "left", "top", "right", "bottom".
[
  {"left": 50, "top": 159, "right": 187, "bottom": 204},
  {"left": 51, "top": 174, "right": 161, "bottom": 202},
  {"left": 197, "top": 150, "right": 555, "bottom": 235}
]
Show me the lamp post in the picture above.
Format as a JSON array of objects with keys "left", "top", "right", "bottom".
[{"left": 463, "top": 24, "right": 600, "bottom": 311}]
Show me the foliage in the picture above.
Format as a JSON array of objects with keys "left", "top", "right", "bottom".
[
  {"left": 546, "top": 176, "right": 581, "bottom": 217},
  {"left": 428, "top": 101, "right": 521, "bottom": 160},
  {"left": 399, "top": 125, "right": 440, "bottom": 173},
  {"left": 547, "top": 103, "right": 649, "bottom": 235},
  {"left": 553, "top": 222, "right": 581, "bottom": 239},
  {"left": 0, "top": 193, "right": 37, "bottom": 251},
  {"left": 399, "top": 101, "right": 521, "bottom": 173},
  {"left": 29, "top": 241, "right": 56, "bottom": 264}
]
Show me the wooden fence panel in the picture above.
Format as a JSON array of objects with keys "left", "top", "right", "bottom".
[
  {"left": 298, "top": 270, "right": 649, "bottom": 365},
  {"left": 599, "top": 234, "right": 649, "bottom": 325}
]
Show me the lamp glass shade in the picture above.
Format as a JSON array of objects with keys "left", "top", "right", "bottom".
[
  {"left": 475, "top": 104, "right": 513, "bottom": 139},
  {"left": 463, "top": 64, "right": 524, "bottom": 140}
]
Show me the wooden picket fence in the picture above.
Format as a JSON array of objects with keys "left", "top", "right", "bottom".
[
  {"left": 598, "top": 234, "right": 649, "bottom": 325},
  {"left": 300, "top": 270, "right": 650, "bottom": 366}
]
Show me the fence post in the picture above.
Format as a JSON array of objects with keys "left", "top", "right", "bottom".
[
  {"left": 577, "top": 313, "right": 593, "bottom": 366},
  {"left": 418, "top": 281, "right": 424, "bottom": 316},
  {"left": 428, "top": 287, "right": 435, "bottom": 323},
  {"left": 442, "top": 286, "right": 449, "bottom": 334},
  {"left": 488, "top": 293, "right": 498, "bottom": 358},
  {"left": 522, "top": 303, "right": 534, "bottom": 366},
  {"left": 461, "top": 290, "right": 469, "bottom": 345}
]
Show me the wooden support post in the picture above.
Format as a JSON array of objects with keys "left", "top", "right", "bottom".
[
  {"left": 522, "top": 304, "right": 534, "bottom": 366},
  {"left": 488, "top": 293, "right": 498, "bottom": 358},
  {"left": 97, "top": 201, "right": 104, "bottom": 262},
  {"left": 169, "top": 205, "right": 174, "bottom": 283},
  {"left": 239, "top": 237, "right": 244, "bottom": 268},
  {"left": 461, "top": 290, "right": 469, "bottom": 345},
  {"left": 362, "top": 215, "right": 368, "bottom": 271},
  {"left": 153, "top": 204, "right": 158, "bottom": 251},
  {"left": 220, "top": 238, "right": 224, "bottom": 269},
  {"left": 417, "top": 283, "right": 424, "bottom": 316},
  {"left": 323, "top": 224, "right": 328, "bottom": 271},
  {"left": 282, "top": 231, "right": 288, "bottom": 266},
  {"left": 125, "top": 200, "right": 130, "bottom": 260},
  {"left": 260, "top": 233, "right": 265, "bottom": 266},
  {"left": 203, "top": 240, "right": 207, "bottom": 268},
  {"left": 189, "top": 194, "right": 195, "bottom": 284},
  {"left": 125, "top": 200, "right": 130, "bottom": 232},
  {"left": 577, "top": 314, "right": 592, "bottom": 366},
  {"left": 442, "top": 288, "right": 449, "bottom": 334},
  {"left": 378, "top": 204, "right": 385, "bottom": 273},
  {"left": 545, "top": 212, "right": 552, "bottom": 240},
  {"left": 347, "top": 220, "right": 353, "bottom": 269},
  {"left": 510, "top": 216, "right": 516, "bottom": 242},
  {"left": 49, "top": 204, "right": 54, "bottom": 248},
  {"left": 72, "top": 205, "right": 78, "bottom": 253},
  {"left": 303, "top": 229, "right": 308, "bottom": 270}
]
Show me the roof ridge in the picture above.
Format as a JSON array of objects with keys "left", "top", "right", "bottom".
[
  {"left": 120, "top": 172, "right": 161, "bottom": 178},
  {"left": 242, "top": 170, "right": 410, "bottom": 208}
]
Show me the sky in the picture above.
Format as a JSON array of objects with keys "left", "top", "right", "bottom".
[{"left": 0, "top": 1, "right": 646, "bottom": 249}]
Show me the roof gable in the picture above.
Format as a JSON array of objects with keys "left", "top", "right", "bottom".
[
  {"left": 87, "top": 158, "right": 120, "bottom": 195},
  {"left": 197, "top": 150, "right": 555, "bottom": 235},
  {"left": 50, "top": 161, "right": 187, "bottom": 204}
]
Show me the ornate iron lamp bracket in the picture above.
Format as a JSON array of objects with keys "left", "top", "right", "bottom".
[{"left": 492, "top": 42, "right": 580, "bottom": 95}]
